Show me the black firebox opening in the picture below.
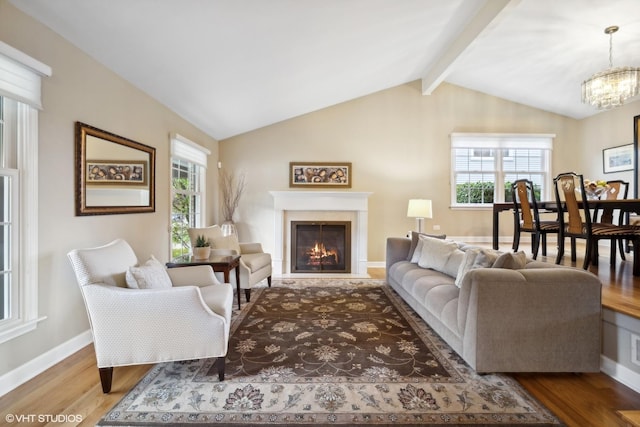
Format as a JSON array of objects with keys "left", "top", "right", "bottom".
[{"left": 291, "top": 221, "right": 351, "bottom": 273}]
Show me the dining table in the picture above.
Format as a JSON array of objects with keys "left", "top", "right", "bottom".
[{"left": 492, "top": 198, "right": 640, "bottom": 250}]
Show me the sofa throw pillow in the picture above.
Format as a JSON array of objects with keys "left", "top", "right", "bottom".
[
  {"left": 443, "top": 248, "right": 465, "bottom": 278},
  {"left": 454, "top": 248, "right": 480, "bottom": 287},
  {"left": 406, "top": 231, "right": 447, "bottom": 261},
  {"left": 409, "top": 237, "right": 425, "bottom": 263},
  {"left": 417, "top": 236, "right": 459, "bottom": 272},
  {"left": 211, "top": 234, "right": 241, "bottom": 255},
  {"left": 492, "top": 251, "right": 527, "bottom": 269},
  {"left": 454, "top": 248, "right": 502, "bottom": 287},
  {"left": 126, "top": 255, "right": 172, "bottom": 289}
]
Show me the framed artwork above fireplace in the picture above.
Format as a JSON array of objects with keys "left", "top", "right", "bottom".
[{"left": 289, "top": 162, "right": 351, "bottom": 188}]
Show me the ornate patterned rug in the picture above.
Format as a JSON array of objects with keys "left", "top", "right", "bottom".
[{"left": 97, "top": 279, "right": 564, "bottom": 426}]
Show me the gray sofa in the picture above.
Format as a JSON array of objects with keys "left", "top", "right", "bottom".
[{"left": 386, "top": 234, "right": 602, "bottom": 373}]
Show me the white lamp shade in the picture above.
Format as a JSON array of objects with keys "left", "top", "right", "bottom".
[{"left": 407, "top": 199, "right": 433, "bottom": 219}]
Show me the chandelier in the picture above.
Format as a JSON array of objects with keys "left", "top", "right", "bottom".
[{"left": 581, "top": 25, "right": 640, "bottom": 109}]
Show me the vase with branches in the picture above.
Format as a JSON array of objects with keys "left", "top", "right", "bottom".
[{"left": 219, "top": 170, "right": 246, "bottom": 236}]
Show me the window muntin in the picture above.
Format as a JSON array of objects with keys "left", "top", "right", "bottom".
[{"left": 451, "top": 134, "right": 554, "bottom": 207}]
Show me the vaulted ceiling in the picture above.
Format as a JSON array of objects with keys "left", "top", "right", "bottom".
[{"left": 10, "top": 0, "right": 640, "bottom": 140}]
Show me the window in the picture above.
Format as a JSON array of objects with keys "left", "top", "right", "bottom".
[
  {"left": 0, "top": 42, "right": 51, "bottom": 343},
  {"left": 451, "top": 133, "right": 554, "bottom": 207},
  {"left": 170, "top": 134, "right": 210, "bottom": 257}
]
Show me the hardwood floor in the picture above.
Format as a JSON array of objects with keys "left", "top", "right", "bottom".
[{"left": 1, "top": 251, "right": 639, "bottom": 427}]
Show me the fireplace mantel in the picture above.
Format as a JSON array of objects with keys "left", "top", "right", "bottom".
[{"left": 270, "top": 191, "right": 372, "bottom": 277}]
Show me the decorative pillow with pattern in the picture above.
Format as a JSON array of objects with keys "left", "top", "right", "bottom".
[{"left": 126, "top": 255, "right": 172, "bottom": 289}]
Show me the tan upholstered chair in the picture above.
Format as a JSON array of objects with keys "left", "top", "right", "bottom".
[
  {"left": 188, "top": 225, "right": 272, "bottom": 302},
  {"left": 67, "top": 239, "right": 233, "bottom": 393}
]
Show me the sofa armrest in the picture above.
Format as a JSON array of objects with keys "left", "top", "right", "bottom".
[
  {"left": 386, "top": 237, "right": 411, "bottom": 271},
  {"left": 239, "top": 242, "right": 264, "bottom": 254},
  {"left": 458, "top": 267, "right": 602, "bottom": 372}
]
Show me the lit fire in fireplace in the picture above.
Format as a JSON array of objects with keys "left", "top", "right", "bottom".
[{"left": 305, "top": 241, "right": 339, "bottom": 266}]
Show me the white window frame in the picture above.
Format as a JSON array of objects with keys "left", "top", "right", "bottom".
[
  {"left": 0, "top": 43, "right": 50, "bottom": 344},
  {"left": 450, "top": 133, "right": 554, "bottom": 209},
  {"left": 170, "top": 134, "right": 210, "bottom": 256}
]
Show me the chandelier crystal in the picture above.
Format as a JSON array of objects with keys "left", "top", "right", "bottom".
[{"left": 581, "top": 26, "right": 640, "bottom": 109}]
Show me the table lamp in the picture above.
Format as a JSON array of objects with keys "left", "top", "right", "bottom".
[{"left": 407, "top": 199, "right": 432, "bottom": 233}]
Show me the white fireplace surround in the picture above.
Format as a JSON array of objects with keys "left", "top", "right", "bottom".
[{"left": 270, "top": 191, "right": 372, "bottom": 277}]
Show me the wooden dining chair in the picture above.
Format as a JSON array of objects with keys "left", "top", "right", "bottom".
[
  {"left": 511, "top": 179, "right": 559, "bottom": 259},
  {"left": 593, "top": 180, "right": 629, "bottom": 261},
  {"left": 554, "top": 172, "right": 640, "bottom": 275}
]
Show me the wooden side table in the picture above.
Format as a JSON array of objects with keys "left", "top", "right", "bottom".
[{"left": 167, "top": 254, "right": 242, "bottom": 310}]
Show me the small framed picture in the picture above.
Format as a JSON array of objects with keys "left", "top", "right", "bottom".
[
  {"left": 603, "top": 144, "right": 634, "bottom": 174},
  {"left": 86, "top": 160, "right": 148, "bottom": 185},
  {"left": 289, "top": 162, "right": 352, "bottom": 188}
]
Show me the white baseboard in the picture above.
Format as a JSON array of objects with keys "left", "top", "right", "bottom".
[
  {"left": 601, "top": 354, "right": 640, "bottom": 394},
  {"left": 0, "top": 330, "right": 93, "bottom": 397}
]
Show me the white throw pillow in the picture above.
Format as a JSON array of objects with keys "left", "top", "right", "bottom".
[
  {"left": 454, "top": 248, "right": 481, "bottom": 287},
  {"left": 417, "top": 236, "right": 459, "bottom": 272},
  {"left": 410, "top": 237, "right": 425, "bottom": 263},
  {"left": 443, "top": 248, "right": 465, "bottom": 278},
  {"left": 126, "top": 255, "right": 173, "bottom": 289}
]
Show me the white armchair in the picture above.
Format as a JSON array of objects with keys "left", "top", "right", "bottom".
[
  {"left": 188, "top": 225, "right": 272, "bottom": 302},
  {"left": 67, "top": 238, "right": 233, "bottom": 393}
]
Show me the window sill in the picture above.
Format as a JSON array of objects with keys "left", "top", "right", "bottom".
[
  {"left": 0, "top": 316, "right": 47, "bottom": 345},
  {"left": 449, "top": 205, "right": 494, "bottom": 211}
]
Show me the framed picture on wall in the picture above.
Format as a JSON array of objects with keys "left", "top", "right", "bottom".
[
  {"left": 289, "top": 162, "right": 352, "bottom": 188},
  {"left": 603, "top": 144, "right": 634, "bottom": 173}
]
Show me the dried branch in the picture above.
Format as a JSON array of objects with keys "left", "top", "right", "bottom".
[{"left": 220, "top": 170, "right": 246, "bottom": 222}]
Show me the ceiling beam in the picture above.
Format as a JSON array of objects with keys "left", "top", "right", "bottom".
[{"left": 421, "top": 0, "right": 519, "bottom": 95}]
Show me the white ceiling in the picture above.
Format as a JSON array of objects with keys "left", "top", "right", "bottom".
[{"left": 9, "top": 0, "right": 640, "bottom": 140}]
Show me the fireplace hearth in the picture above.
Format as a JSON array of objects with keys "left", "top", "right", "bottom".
[{"left": 291, "top": 221, "right": 351, "bottom": 273}]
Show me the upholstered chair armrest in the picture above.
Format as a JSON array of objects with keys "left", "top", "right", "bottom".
[
  {"left": 239, "top": 242, "right": 264, "bottom": 254},
  {"left": 167, "top": 265, "right": 221, "bottom": 287},
  {"left": 82, "top": 284, "right": 228, "bottom": 367}
]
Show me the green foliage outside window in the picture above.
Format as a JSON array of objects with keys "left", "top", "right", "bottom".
[
  {"left": 456, "top": 181, "right": 541, "bottom": 204},
  {"left": 171, "top": 177, "right": 191, "bottom": 257}
]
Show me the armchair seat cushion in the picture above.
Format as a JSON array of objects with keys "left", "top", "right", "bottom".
[{"left": 242, "top": 252, "right": 272, "bottom": 272}]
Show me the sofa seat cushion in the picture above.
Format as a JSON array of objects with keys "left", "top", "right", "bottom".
[{"left": 241, "top": 252, "right": 271, "bottom": 272}]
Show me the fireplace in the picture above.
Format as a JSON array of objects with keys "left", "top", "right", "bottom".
[
  {"left": 291, "top": 221, "right": 351, "bottom": 273},
  {"left": 270, "top": 191, "right": 372, "bottom": 277}
]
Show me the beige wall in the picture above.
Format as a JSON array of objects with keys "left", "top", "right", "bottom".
[
  {"left": 0, "top": 2, "right": 218, "bottom": 376},
  {"left": 221, "top": 81, "right": 636, "bottom": 262}
]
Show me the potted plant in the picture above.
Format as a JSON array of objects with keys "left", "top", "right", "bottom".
[{"left": 192, "top": 235, "right": 211, "bottom": 259}]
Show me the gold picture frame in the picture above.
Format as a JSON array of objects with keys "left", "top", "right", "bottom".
[{"left": 289, "top": 162, "right": 352, "bottom": 188}]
